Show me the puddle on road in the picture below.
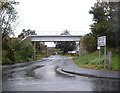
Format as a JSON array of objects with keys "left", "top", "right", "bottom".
[
  {"left": 2, "top": 65, "right": 44, "bottom": 80},
  {"left": 25, "top": 65, "right": 44, "bottom": 79},
  {"left": 91, "top": 78, "right": 119, "bottom": 91}
]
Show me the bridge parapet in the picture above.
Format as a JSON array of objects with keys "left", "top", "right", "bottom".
[{"left": 29, "top": 35, "right": 82, "bottom": 42}]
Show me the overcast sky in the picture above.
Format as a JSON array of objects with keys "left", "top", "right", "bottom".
[
  {"left": 15, "top": 0, "right": 97, "bottom": 47},
  {"left": 15, "top": 0, "right": 97, "bottom": 36}
]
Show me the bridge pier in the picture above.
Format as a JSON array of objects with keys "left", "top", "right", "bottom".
[
  {"left": 76, "top": 41, "right": 81, "bottom": 55},
  {"left": 79, "top": 41, "right": 80, "bottom": 55},
  {"left": 33, "top": 41, "right": 36, "bottom": 59}
]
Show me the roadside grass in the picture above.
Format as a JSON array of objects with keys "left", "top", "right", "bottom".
[
  {"left": 35, "top": 54, "right": 46, "bottom": 60},
  {"left": 73, "top": 51, "right": 119, "bottom": 71}
]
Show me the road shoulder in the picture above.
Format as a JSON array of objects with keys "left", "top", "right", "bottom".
[{"left": 60, "top": 57, "right": 119, "bottom": 79}]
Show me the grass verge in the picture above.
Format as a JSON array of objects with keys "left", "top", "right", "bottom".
[{"left": 73, "top": 51, "right": 119, "bottom": 71}]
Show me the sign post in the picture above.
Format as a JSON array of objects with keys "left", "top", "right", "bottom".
[
  {"left": 97, "top": 46, "right": 101, "bottom": 65},
  {"left": 104, "top": 44, "right": 106, "bottom": 68},
  {"left": 98, "top": 36, "right": 106, "bottom": 68}
]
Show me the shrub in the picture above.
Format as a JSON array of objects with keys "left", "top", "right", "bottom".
[
  {"left": 83, "top": 33, "right": 97, "bottom": 52},
  {"left": 2, "top": 38, "right": 34, "bottom": 65},
  {"left": 2, "top": 58, "right": 11, "bottom": 65},
  {"left": 6, "top": 47, "right": 15, "bottom": 62}
]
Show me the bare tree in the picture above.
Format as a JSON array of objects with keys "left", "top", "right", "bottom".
[{"left": 0, "top": 0, "right": 19, "bottom": 36}]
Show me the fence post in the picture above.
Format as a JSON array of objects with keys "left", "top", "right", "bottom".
[{"left": 108, "top": 51, "right": 112, "bottom": 70}]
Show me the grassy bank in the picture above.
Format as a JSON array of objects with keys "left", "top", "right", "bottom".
[{"left": 73, "top": 51, "right": 119, "bottom": 71}]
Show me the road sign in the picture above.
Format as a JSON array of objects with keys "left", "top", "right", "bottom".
[
  {"left": 97, "top": 36, "right": 107, "bottom": 68},
  {"left": 98, "top": 36, "right": 106, "bottom": 46}
]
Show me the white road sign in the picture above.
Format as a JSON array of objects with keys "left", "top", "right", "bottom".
[{"left": 98, "top": 36, "right": 106, "bottom": 46}]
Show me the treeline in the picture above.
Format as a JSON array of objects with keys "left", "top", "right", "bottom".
[{"left": 83, "top": 1, "right": 120, "bottom": 53}]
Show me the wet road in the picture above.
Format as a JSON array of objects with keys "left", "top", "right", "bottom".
[{"left": 2, "top": 55, "right": 119, "bottom": 91}]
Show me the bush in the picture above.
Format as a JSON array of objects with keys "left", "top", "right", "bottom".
[
  {"left": 2, "top": 38, "right": 34, "bottom": 65},
  {"left": 19, "top": 41, "right": 34, "bottom": 61},
  {"left": 83, "top": 33, "right": 97, "bottom": 52},
  {"left": 2, "top": 58, "right": 11, "bottom": 65},
  {"left": 2, "top": 47, "right": 16, "bottom": 65},
  {"left": 6, "top": 47, "right": 15, "bottom": 62}
]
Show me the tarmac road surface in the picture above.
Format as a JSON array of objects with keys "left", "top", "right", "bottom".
[{"left": 2, "top": 55, "right": 119, "bottom": 91}]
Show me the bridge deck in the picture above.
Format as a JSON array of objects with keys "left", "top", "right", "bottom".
[{"left": 30, "top": 35, "right": 82, "bottom": 42}]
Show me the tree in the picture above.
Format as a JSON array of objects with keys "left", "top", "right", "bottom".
[
  {"left": 1, "top": 0, "right": 19, "bottom": 50},
  {"left": 60, "top": 30, "right": 70, "bottom": 35},
  {"left": 18, "top": 29, "right": 37, "bottom": 39},
  {"left": 108, "top": 2, "right": 120, "bottom": 53},
  {"left": 0, "top": 0, "right": 19, "bottom": 36},
  {"left": 55, "top": 30, "right": 76, "bottom": 54},
  {"left": 1, "top": 0, "right": 19, "bottom": 48},
  {"left": 89, "top": 2, "right": 111, "bottom": 38},
  {"left": 1, "top": 0, "right": 19, "bottom": 64},
  {"left": 87, "top": 1, "right": 120, "bottom": 53}
]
